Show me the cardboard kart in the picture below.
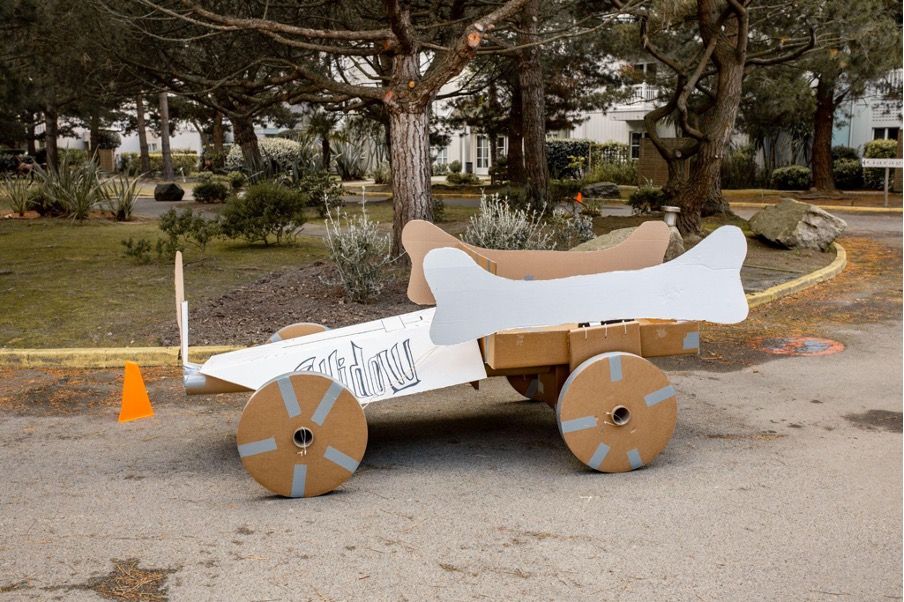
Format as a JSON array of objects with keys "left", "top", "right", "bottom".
[{"left": 176, "top": 220, "right": 748, "bottom": 497}]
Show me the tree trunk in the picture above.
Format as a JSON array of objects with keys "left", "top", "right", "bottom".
[
  {"left": 26, "top": 120, "right": 36, "bottom": 156},
  {"left": 44, "top": 106, "right": 59, "bottom": 171},
  {"left": 389, "top": 109, "right": 432, "bottom": 257},
  {"left": 518, "top": 0, "right": 548, "bottom": 211},
  {"left": 158, "top": 92, "right": 174, "bottom": 180},
  {"left": 507, "top": 78, "right": 525, "bottom": 185},
  {"left": 89, "top": 113, "right": 101, "bottom": 156},
  {"left": 673, "top": 65, "right": 743, "bottom": 235},
  {"left": 811, "top": 76, "right": 837, "bottom": 192},
  {"left": 212, "top": 111, "right": 224, "bottom": 166},
  {"left": 321, "top": 135, "right": 331, "bottom": 170},
  {"left": 135, "top": 96, "right": 151, "bottom": 173},
  {"left": 231, "top": 115, "right": 263, "bottom": 173}
]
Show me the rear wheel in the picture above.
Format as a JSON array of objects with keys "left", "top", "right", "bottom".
[
  {"left": 236, "top": 371, "right": 367, "bottom": 497},
  {"left": 267, "top": 322, "right": 327, "bottom": 344},
  {"left": 556, "top": 352, "right": 677, "bottom": 473}
]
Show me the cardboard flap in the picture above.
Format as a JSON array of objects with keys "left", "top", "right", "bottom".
[{"left": 402, "top": 219, "right": 671, "bottom": 305}]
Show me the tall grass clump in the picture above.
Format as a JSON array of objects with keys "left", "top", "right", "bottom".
[{"left": 325, "top": 209, "right": 393, "bottom": 303}]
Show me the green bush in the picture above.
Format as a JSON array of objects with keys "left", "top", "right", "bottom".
[
  {"left": 158, "top": 208, "right": 220, "bottom": 257},
  {"left": 325, "top": 210, "right": 392, "bottom": 303},
  {"left": 220, "top": 182, "right": 306, "bottom": 245},
  {"left": 432, "top": 162, "right": 449, "bottom": 176},
  {"left": 832, "top": 145, "right": 860, "bottom": 162},
  {"left": 58, "top": 148, "right": 89, "bottom": 165},
  {"left": 591, "top": 141, "right": 631, "bottom": 165},
  {"left": 462, "top": 193, "right": 554, "bottom": 250},
  {"left": 832, "top": 159, "right": 863, "bottom": 190},
  {"left": 371, "top": 164, "right": 392, "bottom": 185},
  {"left": 299, "top": 171, "right": 344, "bottom": 218},
  {"left": 119, "top": 152, "right": 197, "bottom": 175},
  {"left": 863, "top": 139, "right": 899, "bottom": 189},
  {"left": 223, "top": 137, "right": 308, "bottom": 174},
  {"left": 489, "top": 155, "right": 508, "bottom": 182},
  {"left": 121, "top": 237, "right": 152, "bottom": 264},
  {"left": 548, "top": 179, "right": 582, "bottom": 204},
  {"left": 192, "top": 181, "right": 230, "bottom": 204},
  {"left": 583, "top": 162, "right": 636, "bottom": 186},
  {"left": 432, "top": 197, "right": 446, "bottom": 223},
  {"left": 721, "top": 144, "right": 760, "bottom": 189},
  {"left": 547, "top": 139, "right": 593, "bottom": 179},
  {"left": 226, "top": 171, "right": 246, "bottom": 190},
  {"left": 448, "top": 160, "right": 462, "bottom": 174},
  {"left": 547, "top": 208, "right": 595, "bottom": 250},
  {"left": 628, "top": 182, "right": 667, "bottom": 214},
  {"left": 770, "top": 165, "right": 811, "bottom": 190},
  {"left": 446, "top": 171, "right": 480, "bottom": 185}
]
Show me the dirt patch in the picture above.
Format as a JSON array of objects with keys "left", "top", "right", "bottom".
[
  {"left": 146, "top": 260, "right": 418, "bottom": 347},
  {"left": 87, "top": 558, "right": 176, "bottom": 602},
  {"left": 844, "top": 410, "right": 903, "bottom": 433}
]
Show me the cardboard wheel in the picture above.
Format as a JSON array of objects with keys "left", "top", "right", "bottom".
[
  {"left": 268, "top": 322, "right": 327, "bottom": 343},
  {"left": 556, "top": 352, "right": 677, "bottom": 473},
  {"left": 236, "top": 372, "right": 367, "bottom": 498}
]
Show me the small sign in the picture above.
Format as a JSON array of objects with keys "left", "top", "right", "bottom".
[{"left": 862, "top": 157, "right": 903, "bottom": 168}]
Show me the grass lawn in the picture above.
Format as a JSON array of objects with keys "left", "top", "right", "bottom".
[{"left": 0, "top": 218, "right": 329, "bottom": 348}]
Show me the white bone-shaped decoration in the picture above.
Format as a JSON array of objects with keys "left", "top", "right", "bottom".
[{"left": 424, "top": 225, "right": 749, "bottom": 346}]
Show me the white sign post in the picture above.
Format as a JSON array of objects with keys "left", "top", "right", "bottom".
[{"left": 862, "top": 157, "right": 904, "bottom": 207}]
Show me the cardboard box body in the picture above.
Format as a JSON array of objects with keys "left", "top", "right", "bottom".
[
  {"left": 568, "top": 321, "right": 642, "bottom": 371},
  {"left": 484, "top": 325, "right": 573, "bottom": 370},
  {"left": 639, "top": 319, "right": 700, "bottom": 357}
]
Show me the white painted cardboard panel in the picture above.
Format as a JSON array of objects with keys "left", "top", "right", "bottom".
[
  {"left": 199, "top": 308, "right": 488, "bottom": 405},
  {"left": 425, "top": 226, "right": 749, "bottom": 346}
]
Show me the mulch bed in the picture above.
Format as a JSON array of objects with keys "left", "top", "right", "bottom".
[{"left": 149, "top": 261, "right": 419, "bottom": 347}]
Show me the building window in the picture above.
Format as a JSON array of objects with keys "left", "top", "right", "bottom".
[
  {"left": 476, "top": 135, "right": 489, "bottom": 169},
  {"left": 630, "top": 131, "right": 644, "bottom": 159},
  {"left": 433, "top": 146, "right": 448, "bottom": 165},
  {"left": 149, "top": 143, "right": 159, "bottom": 152},
  {"left": 496, "top": 136, "right": 507, "bottom": 158},
  {"left": 873, "top": 127, "right": 900, "bottom": 140}
]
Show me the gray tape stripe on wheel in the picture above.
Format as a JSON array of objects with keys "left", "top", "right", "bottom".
[
  {"left": 561, "top": 416, "right": 598, "bottom": 433},
  {"left": 278, "top": 376, "right": 301, "bottom": 417},
  {"left": 291, "top": 464, "right": 307, "bottom": 497},
  {"left": 627, "top": 449, "right": 643, "bottom": 470},
  {"left": 683, "top": 331, "right": 700, "bottom": 350},
  {"left": 311, "top": 381, "right": 344, "bottom": 426},
  {"left": 644, "top": 385, "right": 676, "bottom": 407},
  {"left": 588, "top": 442, "right": 610, "bottom": 470},
  {"left": 270, "top": 332, "right": 282, "bottom": 343},
  {"left": 609, "top": 354, "right": 623, "bottom": 382},
  {"left": 525, "top": 377, "right": 539, "bottom": 398},
  {"left": 238, "top": 437, "right": 277, "bottom": 458},
  {"left": 324, "top": 446, "right": 359, "bottom": 473}
]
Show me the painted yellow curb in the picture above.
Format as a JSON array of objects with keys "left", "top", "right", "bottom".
[
  {"left": 730, "top": 202, "right": 902, "bottom": 214},
  {"left": 746, "top": 241, "right": 847, "bottom": 309},
  {"left": 0, "top": 243, "right": 848, "bottom": 369}
]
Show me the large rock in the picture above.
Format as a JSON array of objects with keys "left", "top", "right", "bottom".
[
  {"left": 749, "top": 198, "right": 846, "bottom": 251},
  {"left": 154, "top": 183, "right": 185, "bottom": 202},
  {"left": 664, "top": 226, "right": 685, "bottom": 261},
  {"left": 572, "top": 226, "right": 636, "bottom": 251},
  {"left": 580, "top": 181, "right": 620, "bottom": 199}
]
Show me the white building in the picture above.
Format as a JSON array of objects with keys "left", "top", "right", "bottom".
[{"left": 832, "top": 68, "right": 903, "bottom": 151}]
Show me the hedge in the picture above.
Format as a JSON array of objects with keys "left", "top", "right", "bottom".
[
  {"left": 119, "top": 152, "right": 198, "bottom": 175},
  {"left": 863, "top": 139, "right": 899, "bottom": 189}
]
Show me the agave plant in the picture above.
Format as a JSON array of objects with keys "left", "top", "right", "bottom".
[
  {"left": 101, "top": 174, "right": 143, "bottom": 221},
  {"left": 32, "top": 152, "right": 103, "bottom": 220},
  {"left": 2, "top": 176, "right": 34, "bottom": 216},
  {"left": 332, "top": 140, "right": 369, "bottom": 181}
]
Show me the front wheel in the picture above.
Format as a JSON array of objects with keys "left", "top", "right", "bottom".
[
  {"left": 556, "top": 352, "right": 677, "bottom": 473},
  {"left": 236, "top": 371, "right": 367, "bottom": 497}
]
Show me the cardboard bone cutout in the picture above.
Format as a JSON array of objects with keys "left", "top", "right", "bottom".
[
  {"left": 424, "top": 226, "right": 749, "bottom": 346},
  {"left": 402, "top": 219, "right": 671, "bottom": 305}
]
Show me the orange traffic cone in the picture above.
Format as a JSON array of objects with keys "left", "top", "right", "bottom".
[{"left": 119, "top": 361, "right": 154, "bottom": 422}]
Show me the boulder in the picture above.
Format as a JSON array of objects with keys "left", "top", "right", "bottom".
[
  {"left": 154, "top": 183, "right": 185, "bottom": 202},
  {"left": 748, "top": 198, "right": 846, "bottom": 251},
  {"left": 572, "top": 226, "right": 636, "bottom": 252},
  {"left": 580, "top": 181, "right": 620, "bottom": 199},
  {"left": 664, "top": 226, "right": 685, "bottom": 261}
]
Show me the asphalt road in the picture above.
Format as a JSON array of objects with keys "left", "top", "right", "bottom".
[{"left": 0, "top": 212, "right": 900, "bottom": 601}]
